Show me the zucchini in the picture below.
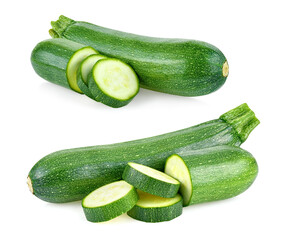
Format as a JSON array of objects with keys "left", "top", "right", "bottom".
[
  {"left": 77, "top": 54, "right": 107, "bottom": 100},
  {"left": 49, "top": 15, "right": 229, "bottom": 96},
  {"left": 122, "top": 162, "right": 180, "bottom": 198},
  {"left": 31, "top": 38, "right": 97, "bottom": 93},
  {"left": 88, "top": 58, "right": 139, "bottom": 108},
  {"left": 127, "top": 190, "right": 183, "bottom": 222},
  {"left": 82, "top": 180, "right": 138, "bottom": 222},
  {"left": 27, "top": 104, "right": 259, "bottom": 203},
  {"left": 164, "top": 146, "right": 258, "bottom": 206}
]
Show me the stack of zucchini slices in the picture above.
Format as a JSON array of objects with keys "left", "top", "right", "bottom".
[
  {"left": 82, "top": 162, "right": 184, "bottom": 223},
  {"left": 31, "top": 38, "right": 139, "bottom": 108}
]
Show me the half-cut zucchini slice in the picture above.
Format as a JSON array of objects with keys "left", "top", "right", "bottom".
[
  {"left": 82, "top": 180, "right": 138, "bottom": 222},
  {"left": 123, "top": 162, "right": 180, "bottom": 198}
]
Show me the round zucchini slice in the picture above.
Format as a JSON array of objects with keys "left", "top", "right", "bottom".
[
  {"left": 88, "top": 58, "right": 139, "bottom": 108},
  {"left": 67, "top": 47, "right": 98, "bottom": 93},
  {"left": 123, "top": 162, "right": 180, "bottom": 198},
  {"left": 82, "top": 180, "right": 138, "bottom": 222},
  {"left": 127, "top": 190, "right": 183, "bottom": 223},
  {"left": 77, "top": 54, "right": 107, "bottom": 99}
]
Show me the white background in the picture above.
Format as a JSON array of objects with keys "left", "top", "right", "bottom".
[{"left": 1, "top": 0, "right": 283, "bottom": 239}]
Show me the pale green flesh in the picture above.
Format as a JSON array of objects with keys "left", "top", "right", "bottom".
[
  {"left": 129, "top": 162, "right": 179, "bottom": 184},
  {"left": 165, "top": 155, "right": 192, "bottom": 205},
  {"left": 136, "top": 190, "right": 182, "bottom": 208},
  {"left": 94, "top": 59, "right": 139, "bottom": 100},
  {"left": 67, "top": 47, "right": 98, "bottom": 92},
  {"left": 81, "top": 54, "right": 107, "bottom": 84},
  {"left": 83, "top": 180, "right": 133, "bottom": 207}
]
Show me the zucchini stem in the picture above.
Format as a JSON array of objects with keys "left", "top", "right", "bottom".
[
  {"left": 220, "top": 103, "right": 260, "bottom": 143},
  {"left": 49, "top": 15, "right": 75, "bottom": 38},
  {"left": 27, "top": 176, "right": 33, "bottom": 194}
]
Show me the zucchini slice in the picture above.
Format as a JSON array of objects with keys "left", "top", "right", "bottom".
[
  {"left": 67, "top": 47, "right": 98, "bottom": 93},
  {"left": 82, "top": 180, "right": 138, "bottom": 222},
  {"left": 127, "top": 190, "right": 183, "bottom": 223},
  {"left": 77, "top": 54, "right": 107, "bottom": 100},
  {"left": 123, "top": 162, "right": 180, "bottom": 198},
  {"left": 88, "top": 58, "right": 139, "bottom": 108}
]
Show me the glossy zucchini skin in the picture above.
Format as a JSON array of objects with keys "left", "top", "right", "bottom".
[
  {"left": 179, "top": 146, "right": 258, "bottom": 205},
  {"left": 50, "top": 15, "right": 229, "bottom": 96},
  {"left": 31, "top": 38, "right": 87, "bottom": 89},
  {"left": 28, "top": 104, "right": 259, "bottom": 203}
]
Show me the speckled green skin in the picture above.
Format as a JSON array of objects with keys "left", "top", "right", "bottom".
[
  {"left": 50, "top": 15, "right": 228, "bottom": 96},
  {"left": 28, "top": 104, "right": 259, "bottom": 203},
  {"left": 180, "top": 146, "right": 258, "bottom": 205},
  {"left": 31, "top": 38, "right": 87, "bottom": 89},
  {"left": 127, "top": 194, "right": 183, "bottom": 222},
  {"left": 88, "top": 59, "right": 139, "bottom": 108},
  {"left": 122, "top": 163, "right": 180, "bottom": 198},
  {"left": 82, "top": 181, "right": 138, "bottom": 222}
]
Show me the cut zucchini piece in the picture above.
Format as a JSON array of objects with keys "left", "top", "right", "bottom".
[
  {"left": 67, "top": 47, "right": 98, "bottom": 93},
  {"left": 123, "top": 162, "right": 180, "bottom": 198},
  {"left": 77, "top": 54, "right": 107, "bottom": 100},
  {"left": 165, "top": 154, "right": 192, "bottom": 206},
  {"left": 127, "top": 190, "right": 183, "bottom": 223},
  {"left": 31, "top": 38, "right": 93, "bottom": 90},
  {"left": 165, "top": 147, "right": 258, "bottom": 206},
  {"left": 88, "top": 58, "right": 139, "bottom": 108},
  {"left": 82, "top": 180, "right": 138, "bottom": 222}
]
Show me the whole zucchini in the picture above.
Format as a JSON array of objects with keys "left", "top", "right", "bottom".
[
  {"left": 49, "top": 15, "right": 229, "bottom": 97},
  {"left": 27, "top": 104, "right": 259, "bottom": 203}
]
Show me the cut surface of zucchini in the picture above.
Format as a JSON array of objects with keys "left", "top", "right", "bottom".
[
  {"left": 88, "top": 58, "right": 139, "bottom": 108},
  {"left": 77, "top": 54, "right": 107, "bottom": 99},
  {"left": 127, "top": 190, "right": 183, "bottom": 222},
  {"left": 82, "top": 180, "right": 138, "bottom": 222},
  {"left": 123, "top": 162, "right": 180, "bottom": 198},
  {"left": 67, "top": 47, "right": 98, "bottom": 93},
  {"left": 165, "top": 154, "right": 192, "bottom": 206},
  {"left": 81, "top": 54, "right": 107, "bottom": 84}
]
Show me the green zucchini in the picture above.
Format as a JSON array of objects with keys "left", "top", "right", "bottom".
[
  {"left": 27, "top": 104, "right": 259, "bottom": 203},
  {"left": 88, "top": 58, "right": 139, "bottom": 108},
  {"left": 164, "top": 146, "right": 258, "bottom": 206},
  {"left": 77, "top": 54, "right": 107, "bottom": 100},
  {"left": 127, "top": 190, "right": 183, "bottom": 222},
  {"left": 31, "top": 38, "right": 98, "bottom": 93},
  {"left": 122, "top": 162, "right": 180, "bottom": 198},
  {"left": 49, "top": 15, "right": 229, "bottom": 96},
  {"left": 82, "top": 180, "right": 138, "bottom": 222}
]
